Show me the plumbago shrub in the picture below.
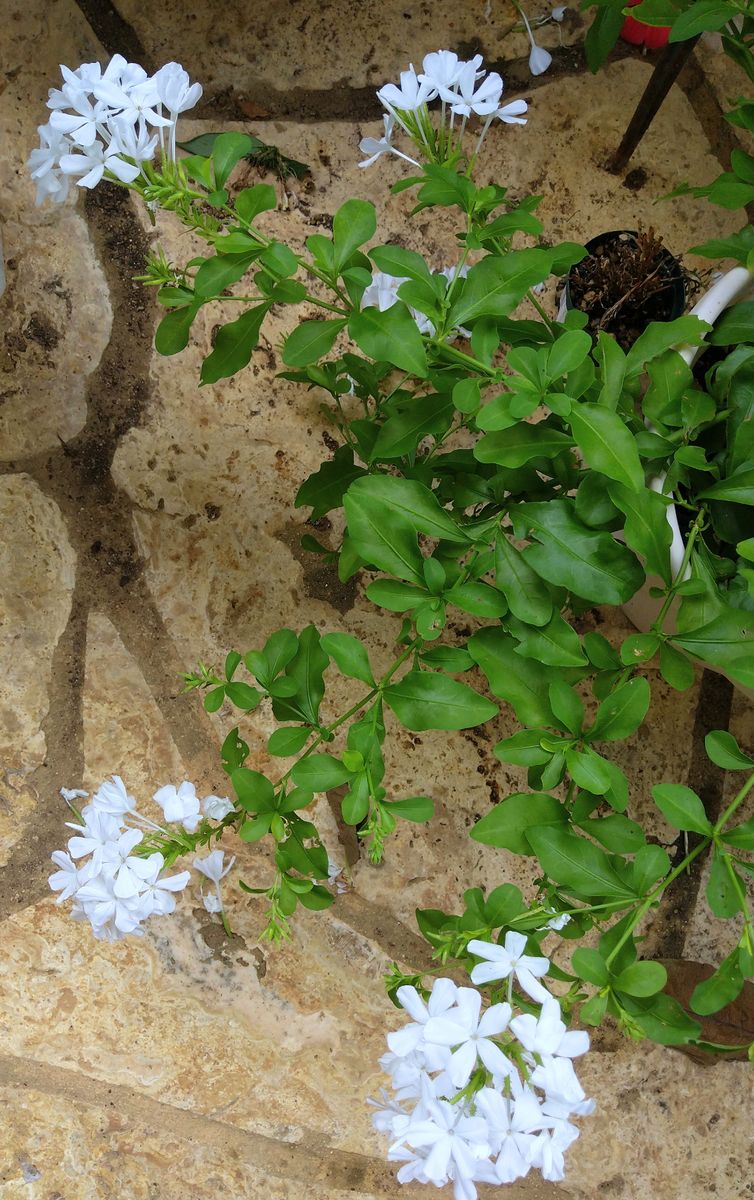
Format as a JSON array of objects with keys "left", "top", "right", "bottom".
[{"left": 32, "top": 49, "right": 754, "bottom": 1192}]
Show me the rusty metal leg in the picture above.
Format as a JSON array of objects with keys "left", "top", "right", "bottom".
[{"left": 607, "top": 35, "right": 701, "bottom": 174}]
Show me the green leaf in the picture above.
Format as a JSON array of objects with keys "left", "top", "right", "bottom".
[
  {"left": 622, "top": 992, "right": 701, "bottom": 1045},
  {"left": 267, "top": 726, "right": 310, "bottom": 757},
  {"left": 475, "top": 423, "right": 574, "bottom": 468},
  {"left": 468, "top": 627, "right": 556, "bottom": 726},
  {"left": 568, "top": 403, "right": 644, "bottom": 491},
  {"left": 705, "top": 730, "right": 754, "bottom": 771},
  {"left": 155, "top": 302, "right": 202, "bottom": 356},
  {"left": 594, "top": 330, "right": 627, "bottom": 409},
  {"left": 707, "top": 851, "right": 741, "bottom": 917},
  {"left": 194, "top": 251, "right": 258, "bottom": 298},
  {"left": 271, "top": 624, "right": 329, "bottom": 725},
  {"left": 567, "top": 747, "right": 613, "bottom": 795},
  {"left": 652, "top": 783, "right": 712, "bottom": 834},
  {"left": 483, "top": 883, "right": 525, "bottom": 928},
  {"left": 384, "top": 795, "right": 435, "bottom": 822},
  {"left": 421, "top": 645, "right": 474, "bottom": 673},
  {"left": 383, "top": 670, "right": 498, "bottom": 731},
  {"left": 526, "top": 826, "right": 637, "bottom": 899},
  {"left": 370, "top": 244, "right": 433, "bottom": 283},
  {"left": 366, "top": 579, "right": 429, "bottom": 611},
  {"left": 471, "top": 792, "right": 566, "bottom": 854},
  {"left": 203, "top": 684, "right": 225, "bottom": 713},
  {"left": 333, "top": 199, "right": 377, "bottom": 270},
  {"left": 691, "top": 950, "right": 744, "bottom": 1016},
  {"left": 320, "top": 632, "right": 375, "bottom": 686},
  {"left": 231, "top": 767, "right": 276, "bottom": 812},
  {"left": 291, "top": 754, "right": 354, "bottom": 791},
  {"left": 607, "top": 482, "right": 672, "bottom": 584},
  {"left": 282, "top": 318, "right": 346, "bottom": 367},
  {"left": 298, "top": 884, "right": 335, "bottom": 910},
  {"left": 585, "top": 3, "right": 625, "bottom": 71},
  {"left": 659, "top": 642, "right": 695, "bottom": 691},
  {"left": 632, "top": 843, "right": 671, "bottom": 894},
  {"left": 547, "top": 329, "right": 592, "bottom": 379},
  {"left": 572, "top": 947, "right": 610, "bottom": 986},
  {"left": 212, "top": 131, "right": 256, "bottom": 187},
  {"left": 371, "top": 392, "right": 454, "bottom": 460},
  {"left": 494, "top": 534, "right": 552, "bottom": 626},
  {"left": 445, "top": 581, "right": 508, "bottom": 618},
  {"left": 494, "top": 730, "right": 552, "bottom": 768},
  {"left": 698, "top": 463, "right": 754, "bottom": 504},
  {"left": 235, "top": 183, "right": 277, "bottom": 224},
  {"left": 510, "top": 612, "right": 586, "bottom": 667},
  {"left": 620, "top": 633, "right": 660, "bottom": 665},
  {"left": 239, "top": 812, "right": 273, "bottom": 842},
  {"left": 550, "top": 679, "right": 584, "bottom": 734},
  {"left": 295, "top": 445, "right": 366, "bottom": 522},
  {"left": 669, "top": 0, "right": 739, "bottom": 41},
  {"left": 225, "top": 682, "right": 262, "bottom": 711},
  {"left": 448, "top": 248, "right": 556, "bottom": 326},
  {"left": 624, "top": 316, "right": 710, "bottom": 377},
  {"left": 348, "top": 304, "right": 428, "bottom": 377},
  {"left": 614, "top": 960, "right": 667, "bottom": 997},
  {"left": 515, "top": 500, "right": 644, "bottom": 605},
  {"left": 672, "top": 608, "right": 754, "bottom": 689},
  {"left": 200, "top": 303, "right": 271, "bottom": 385},
  {"left": 578, "top": 813, "right": 646, "bottom": 854},
  {"left": 589, "top": 677, "right": 650, "bottom": 741}
]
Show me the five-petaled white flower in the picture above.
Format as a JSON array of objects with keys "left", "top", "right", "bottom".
[
  {"left": 467, "top": 933, "right": 550, "bottom": 1001},
  {"left": 424, "top": 986, "right": 513, "bottom": 1087},
  {"left": 153, "top": 781, "right": 202, "bottom": 831}
]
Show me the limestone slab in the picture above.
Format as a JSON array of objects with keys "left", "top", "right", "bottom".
[{"left": 0, "top": 475, "right": 75, "bottom": 778}]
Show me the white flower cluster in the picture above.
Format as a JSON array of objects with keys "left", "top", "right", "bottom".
[
  {"left": 361, "top": 265, "right": 469, "bottom": 337},
  {"left": 28, "top": 56, "right": 202, "bottom": 205},
  {"left": 49, "top": 776, "right": 235, "bottom": 940},
  {"left": 360, "top": 51, "right": 528, "bottom": 169},
  {"left": 371, "top": 935, "right": 593, "bottom": 1198}
]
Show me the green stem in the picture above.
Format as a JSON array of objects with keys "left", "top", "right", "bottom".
[
  {"left": 605, "top": 767, "right": 754, "bottom": 969},
  {"left": 432, "top": 341, "right": 500, "bottom": 378},
  {"left": 651, "top": 507, "right": 705, "bottom": 634},
  {"left": 526, "top": 288, "right": 558, "bottom": 334}
]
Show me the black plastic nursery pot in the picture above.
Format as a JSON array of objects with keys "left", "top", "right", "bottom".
[{"left": 562, "top": 229, "right": 686, "bottom": 350}]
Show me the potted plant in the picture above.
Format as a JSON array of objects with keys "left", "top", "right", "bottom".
[
  {"left": 558, "top": 227, "right": 686, "bottom": 346},
  {"left": 33, "top": 46, "right": 754, "bottom": 1195}
]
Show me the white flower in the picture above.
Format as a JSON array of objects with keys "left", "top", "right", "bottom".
[
  {"left": 531, "top": 1055, "right": 593, "bottom": 1112},
  {"left": 496, "top": 98, "right": 529, "bottom": 126},
  {"left": 447, "top": 61, "right": 503, "bottom": 118},
  {"left": 202, "top": 793, "right": 234, "bottom": 821},
  {"left": 194, "top": 849, "right": 235, "bottom": 916},
  {"left": 193, "top": 849, "right": 234, "bottom": 884},
  {"left": 48, "top": 850, "right": 95, "bottom": 902},
  {"left": 468, "top": 933, "right": 551, "bottom": 1002},
  {"left": 510, "top": 996, "right": 590, "bottom": 1059},
  {"left": 519, "top": 7, "right": 554, "bottom": 76},
  {"left": 109, "top": 116, "right": 159, "bottom": 165},
  {"left": 358, "top": 114, "right": 420, "bottom": 169},
  {"left": 424, "top": 986, "right": 513, "bottom": 1087},
  {"left": 390, "top": 1096, "right": 491, "bottom": 1187},
  {"left": 152, "top": 62, "right": 203, "bottom": 115},
  {"left": 388, "top": 977, "right": 459, "bottom": 1056},
  {"left": 65, "top": 806, "right": 125, "bottom": 863},
  {"left": 60, "top": 786, "right": 89, "bottom": 803},
  {"left": 27, "top": 123, "right": 73, "bottom": 205},
  {"left": 48, "top": 89, "right": 105, "bottom": 147},
  {"left": 89, "top": 775, "right": 137, "bottom": 818},
  {"left": 92, "top": 77, "right": 170, "bottom": 128},
  {"left": 153, "top": 781, "right": 202, "bottom": 831},
  {"left": 60, "top": 141, "right": 141, "bottom": 188},
  {"left": 419, "top": 50, "right": 464, "bottom": 92},
  {"left": 477, "top": 1082, "right": 550, "bottom": 1182},
  {"left": 378, "top": 67, "right": 437, "bottom": 113}
]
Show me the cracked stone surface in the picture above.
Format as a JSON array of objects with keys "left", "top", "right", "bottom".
[{"left": 1, "top": 2, "right": 754, "bottom": 1198}]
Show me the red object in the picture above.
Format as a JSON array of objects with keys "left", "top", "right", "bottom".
[{"left": 620, "top": 0, "right": 670, "bottom": 48}]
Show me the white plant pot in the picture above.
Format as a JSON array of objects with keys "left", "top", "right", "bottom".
[{"left": 620, "top": 267, "right": 754, "bottom": 692}]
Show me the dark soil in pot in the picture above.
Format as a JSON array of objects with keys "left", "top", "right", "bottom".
[{"left": 565, "top": 228, "right": 685, "bottom": 350}]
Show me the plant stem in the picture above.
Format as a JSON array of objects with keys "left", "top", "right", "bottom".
[{"left": 651, "top": 507, "right": 705, "bottom": 633}]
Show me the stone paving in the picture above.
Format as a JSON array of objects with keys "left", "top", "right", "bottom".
[{"left": 1, "top": 2, "right": 754, "bottom": 1198}]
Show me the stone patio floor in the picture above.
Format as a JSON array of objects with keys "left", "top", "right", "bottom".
[{"left": 1, "top": 2, "right": 753, "bottom": 1198}]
